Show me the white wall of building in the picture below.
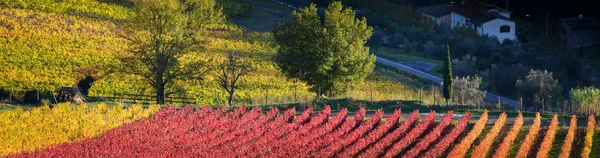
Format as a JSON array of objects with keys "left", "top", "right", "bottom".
[
  {"left": 450, "top": 12, "right": 469, "bottom": 29},
  {"left": 423, "top": 14, "right": 443, "bottom": 25},
  {"left": 480, "top": 19, "right": 516, "bottom": 42}
]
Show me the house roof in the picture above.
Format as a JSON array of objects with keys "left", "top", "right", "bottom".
[
  {"left": 469, "top": 12, "right": 514, "bottom": 25},
  {"left": 563, "top": 18, "right": 600, "bottom": 29},
  {"left": 449, "top": 1, "right": 512, "bottom": 17},
  {"left": 420, "top": 1, "right": 513, "bottom": 25},
  {"left": 419, "top": 4, "right": 453, "bottom": 18}
]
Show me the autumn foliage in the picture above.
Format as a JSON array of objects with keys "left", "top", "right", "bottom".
[
  {"left": 448, "top": 110, "right": 489, "bottom": 157},
  {"left": 471, "top": 112, "right": 507, "bottom": 158},
  {"left": 516, "top": 112, "right": 541, "bottom": 158},
  {"left": 421, "top": 111, "right": 472, "bottom": 158},
  {"left": 493, "top": 112, "right": 523, "bottom": 158},
  {"left": 0, "top": 103, "right": 160, "bottom": 156},
  {"left": 536, "top": 115, "right": 559, "bottom": 158},
  {"left": 402, "top": 111, "right": 454, "bottom": 158},
  {"left": 6, "top": 106, "right": 598, "bottom": 157},
  {"left": 559, "top": 115, "right": 577, "bottom": 158},
  {"left": 581, "top": 115, "right": 597, "bottom": 158}
]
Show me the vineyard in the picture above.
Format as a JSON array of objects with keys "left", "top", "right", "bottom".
[
  {"left": 3, "top": 105, "right": 598, "bottom": 157},
  {"left": 0, "top": 0, "right": 433, "bottom": 106}
]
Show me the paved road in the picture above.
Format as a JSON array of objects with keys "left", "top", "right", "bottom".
[{"left": 376, "top": 57, "right": 521, "bottom": 108}]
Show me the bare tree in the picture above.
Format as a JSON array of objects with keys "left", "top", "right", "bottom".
[{"left": 217, "top": 52, "right": 250, "bottom": 106}]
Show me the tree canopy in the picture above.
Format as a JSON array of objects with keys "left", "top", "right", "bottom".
[
  {"left": 121, "top": 0, "right": 224, "bottom": 104},
  {"left": 443, "top": 44, "right": 453, "bottom": 103},
  {"left": 273, "top": 2, "right": 375, "bottom": 95}
]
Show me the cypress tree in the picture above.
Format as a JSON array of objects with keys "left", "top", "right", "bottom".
[{"left": 443, "top": 44, "right": 452, "bottom": 105}]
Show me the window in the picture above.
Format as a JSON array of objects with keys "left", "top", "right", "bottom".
[{"left": 500, "top": 25, "right": 510, "bottom": 33}]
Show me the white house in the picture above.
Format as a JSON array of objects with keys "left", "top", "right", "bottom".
[{"left": 420, "top": 1, "right": 517, "bottom": 42}]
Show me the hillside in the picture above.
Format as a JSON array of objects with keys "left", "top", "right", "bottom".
[{"left": 0, "top": 0, "right": 427, "bottom": 106}]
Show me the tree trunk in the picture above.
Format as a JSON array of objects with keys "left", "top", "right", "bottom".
[
  {"left": 542, "top": 98, "right": 545, "bottom": 114},
  {"left": 156, "top": 86, "right": 165, "bottom": 105},
  {"left": 228, "top": 91, "right": 234, "bottom": 107}
]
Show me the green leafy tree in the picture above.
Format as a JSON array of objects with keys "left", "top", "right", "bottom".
[
  {"left": 120, "top": 0, "right": 224, "bottom": 104},
  {"left": 443, "top": 44, "right": 453, "bottom": 105},
  {"left": 452, "top": 76, "right": 486, "bottom": 108},
  {"left": 273, "top": 2, "right": 375, "bottom": 96},
  {"left": 516, "top": 70, "right": 563, "bottom": 112}
]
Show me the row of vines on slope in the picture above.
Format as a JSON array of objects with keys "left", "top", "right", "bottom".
[
  {"left": 6, "top": 106, "right": 598, "bottom": 157},
  {"left": 0, "top": 103, "right": 160, "bottom": 156}
]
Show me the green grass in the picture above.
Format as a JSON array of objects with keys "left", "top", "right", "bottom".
[
  {"left": 234, "top": 8, "right": 275, "bottom": 30},
  {"left": 373, "top": 65, "right": 435, "bottom": 89},
  {"left": 548, "top": 127, "right": 569, "bottom": 158},
  {"left": 591, "top": 129, "right": 600, "bottom": 158}
]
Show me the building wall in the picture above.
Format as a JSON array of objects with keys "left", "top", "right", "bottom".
[
  {"left": 450, "top": 12, "right": 469, "bottom": 29},
  {"left": 440, "top": 14, "right": 452, "bottom": 27},
  {"left": 481, "top": 19, "right": 516, "bottom": 42},
  {"left": 423, "top": 14, "right": 443, "bottom": 25}
]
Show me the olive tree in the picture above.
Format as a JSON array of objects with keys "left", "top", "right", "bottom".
[{"left": 516, "top": 70, "right": 562, "bottom": 112}]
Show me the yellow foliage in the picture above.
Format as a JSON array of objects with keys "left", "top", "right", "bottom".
[{"left": 0, "top": 103, "right": 160, "bottom": 156}]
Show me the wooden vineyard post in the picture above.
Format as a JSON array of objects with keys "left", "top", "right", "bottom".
[
  {"left": 370, "top": 83, "right": 373, "bottom": 106},
  {"left": 432, "top": 84, "right": 436, "bottom": 106},
  {"left": 265, "top": 88, "right": 268, "bottom": 106},
  {"left": 294, "top": 84, "right": 297, "bottom": 103},
  {"left": 520, "top": 97, "right": 523, "bottom": 111},
  {"left": 420, "top": 87, "right": 423, "bottom": 106},
  {"left": 497, "top": 96, "right": 501, "bottom": 111}
]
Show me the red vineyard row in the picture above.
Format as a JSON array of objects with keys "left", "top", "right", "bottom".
[{"left": 12, "top": 106, "right": 597, "bottom": 158}]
